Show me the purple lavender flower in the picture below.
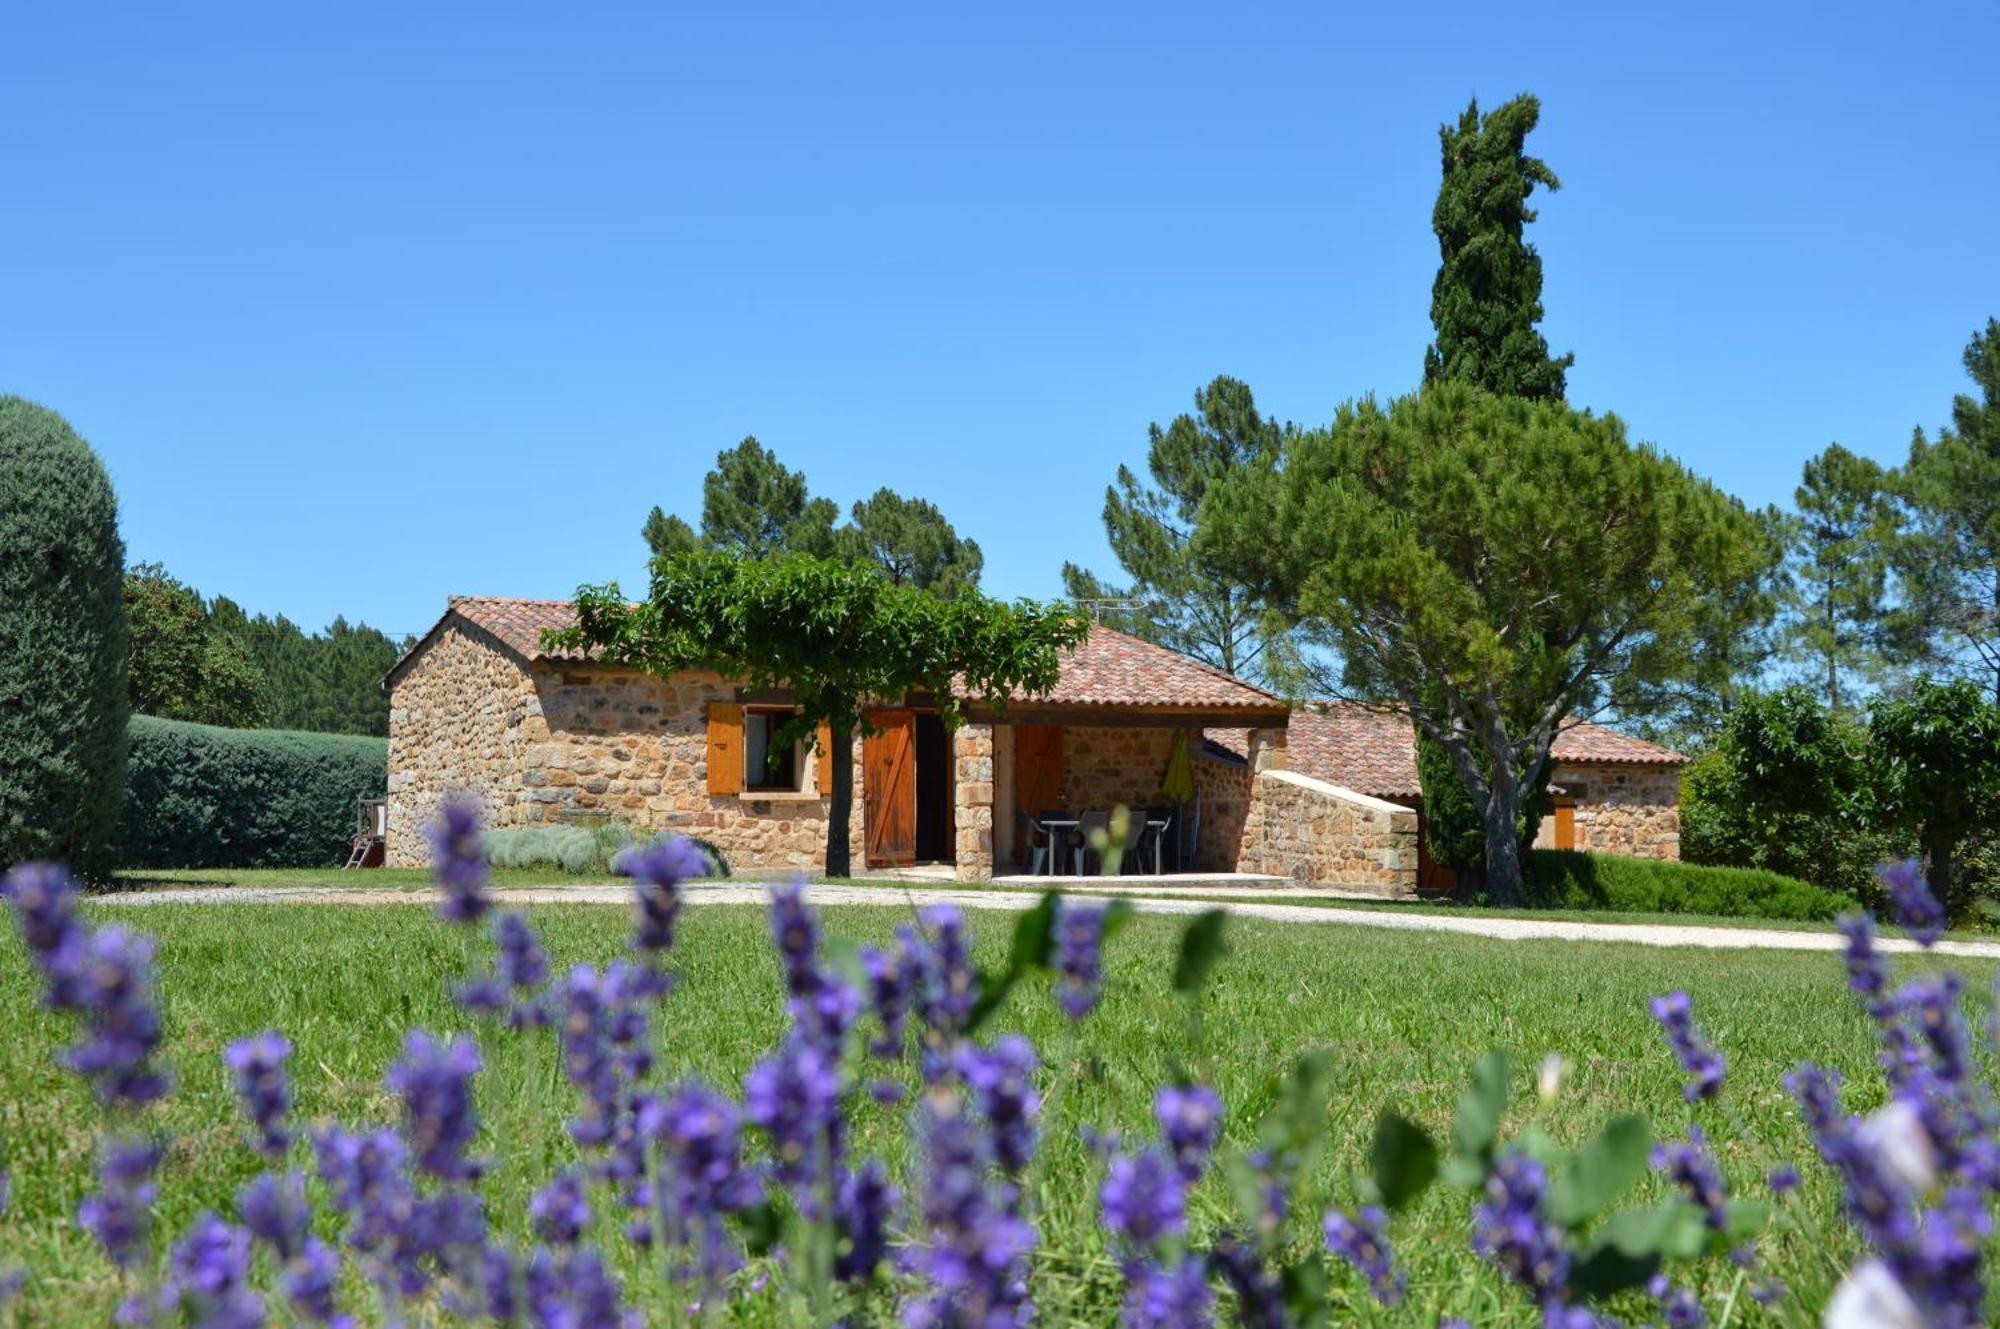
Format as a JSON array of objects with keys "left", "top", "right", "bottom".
[
  {"left": 1208, "top": 1237, "right": 1289, "bottom": 1329},
  {"left": 51, "top": 923, "right": 171, "bottom": 1107},
  {"left": 2, "top": 861, "right": 87, "bottom": 1001},
  {"left": 1649, "top": 990, "right": 1725, "bottom": 1101},
  {"left": 1653, "top": 1126, "right": 1728, "bottom": 1229},
  {"left": 531, "top": 1169, "right": 591, "bottom": 1246},
  {"left": 224, "top": 1031, "right": 294, "bottom": 1158},
  {"left": 1647, "top": 1276, "right": 1706, "bottom": 1328},
  {"left": 645, "top": 1081, "right": 760, "bottom": 1282},
  {"left": 861, "top": 942, "right": 910, "bottom": 1059},
  {"left": 1323, "top": 1205, "right": 1405, "bottom": 1306},
  {"left": 313, "top": 1126, "right": 415, "bottom": 1254},
  {"left": 1768, "top": 1164, "right": 1802, "bottom": 1194},
  {"left": 1471, "top": 1153, "right": 1570, "bottom": 1308},
  {"left": 77, "top": 1137, "right": 162, "bottom": 1269},
  {"left": 954, "top": 1035, "right": 1041, "bottom": 1176},
  {"left": 1055, "top": 901, "right": 1107, "bottom": 1018},
  {"left": 913, "top": 904, "right": 978, "bottom": 1046},
  {"left": 835, "top": 1156, "right": 899, "bottom": 1283},
  {"left": 744, "top": 1036, "right": 843, "bottom": 1204},
  {"left": 461, "top": 911, "right": 555, "bottom": 1027},
  {"left": 903, "top": 1095, "right": 1037, "bottom": 1328},
  {"left": 237, "top": 1170, "right": 310, "bottom": 1261},
  {"left": 386, "top": 1029, "right": 484, "bottom": 1181},
  {"left": 525, "top": 1244, "right": 633, "bottom": 1328},
  {"left": 1155, "top": 1085, "right": 1223, "bottom": 1183},
  {"left": 1121, "top": 1257, "right": 1213, "bottom": 1329},
  {"left": 156, "top": 1213, "right": 265, "bottom": 1328},
  {"left": 429, "top": 799, "right": 491, "bottom": 924},
  {"left": 1101, "top": 1148, "right": 1186, "bottom": 1247},
  {"left": 283, "top": 1236, "right": 348, "bottom": 1327},
  {"left": 616, "top": 835, "right": 707, "bottom": 955},
  {"left": 1838, "top": 913, "right": 1893, "bottom": 1005},
  {"left": 768, "top": 879, "right": 821, "bottom": 998},
  {"left": 1881, "top": 860, "right": 1945, "bottom": 947}
]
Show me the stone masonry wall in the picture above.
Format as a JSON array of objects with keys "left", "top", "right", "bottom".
[
  {"left": 1236, "top": 768, "right": 1419, "bottom": 893},
  {"left": 386, "top": 624, "right": 863, "bottom": 871},
  {"left": 1056, "top": 726, "right": 1180, "bottom": 813},
  {"left": 1189, "top": 748, "right": 1250, "bottom": 871},
  {"left": 1557, "top": 763, "right": 1681, "bottom": 861}
]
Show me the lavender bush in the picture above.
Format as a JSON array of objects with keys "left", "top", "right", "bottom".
[{"left": 1, "top": 812, "right": 1993, "bottom": 1326}]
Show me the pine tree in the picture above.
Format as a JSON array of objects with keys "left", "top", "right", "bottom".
[
  {"left": 1422, "top": 94, "right": 1574, "bottom": 402},
  {"left": 1783, "top": 443, "right": 1899, "bottom": 712},
  {"left": 1896, "top": 318, "right": 2000, "bottom": 702},
  {"left": 1063, "top": 376, "right": 1290, "bottom": 680},
  {"left": 846, "top": 488, "right": 983, "bottom": 597}
]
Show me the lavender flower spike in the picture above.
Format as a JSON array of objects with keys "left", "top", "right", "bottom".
[
  {"left": 616, "top": 834, "right": 707, "bottom": 955},
  {"left": 1880, "top": 859, "right": 1944, "bottom": 948},
  {"left": 1100, "top": 1147, "right": 1186, "bottom": 1247},
  {"left": 428, "top": 798, "right": 491, "bottom": 924},
  {"left": 1323, "top": 1205, "right": 1406, "bottom": 1306},
  {"left": 1155, "top": 1085, "right": 1223, "bottom": 1184},
  {"left": 1649, "top": 989, "right": 1725, "bottom": 1101},
  {"left": 224, "top": 1031, "right": 294, "bottom": 1158},
  {"left": 385, "top": 1029, "right": 485, "bottom": 1181},
  {"left": 78, "top": 1138, "right": 163, "bottom": 1270},
  {"left": 1054, "top": 900, "right": 1108, "bottom": 1019}
]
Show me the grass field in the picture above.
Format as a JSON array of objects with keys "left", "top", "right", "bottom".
[{"left": 1, "top": 897, "right": 1975, "bottom": 1324}]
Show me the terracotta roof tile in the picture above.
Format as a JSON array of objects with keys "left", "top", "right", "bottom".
[
  {"left": 1278, "top": 702, "right": 1683, "bottom": 798},
  {"left": 395, "top": 599, "right": 1285, "bottom": 713}
]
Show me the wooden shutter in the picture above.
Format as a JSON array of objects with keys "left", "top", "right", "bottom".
[
  {"left": 816, "top": 720, "right": 835, "bottom": 794},
  {"left": 707, "top": 703, "right": 743, "bottom": 796},
  {"left": 1554, "top": 801, "right": 1577, "bottom": 851}
]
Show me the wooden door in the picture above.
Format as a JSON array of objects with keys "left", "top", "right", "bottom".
[
  {"left": 1012, "top": 725, "right": 1064, "bottom": 861},
  {"left": 864, "top": 709, "right": 917, "bottom": 867},
  {"left": 1553, "top": 800, "right": 1577, "bottom": 851}
]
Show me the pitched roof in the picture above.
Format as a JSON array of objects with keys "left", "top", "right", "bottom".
[
  {"left": 1022, "top": 627, "right": 1285, "bottom": 713},
  {"left": 388, "top": 599, "right": 1285, "bottom": 714},
  {"left": 1278, "top": 702, "right": 1683, "bottom": 798}
]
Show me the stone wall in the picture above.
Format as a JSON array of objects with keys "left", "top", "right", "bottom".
[
  {"left": 1557, "top": 763, "right": 1681, "bottom": 861},
  {"left": 1189, "top": 747, "right": 1250, "bottom": 871},
  {"left": 1236, "top": 768, "right": 1419, "bottom": 893},
  {"left": 386, "top": 623, "right": 863, "bottom": 871},
  {"left": 1057, "top": 726, "right": 1181, "bottom": 812}
]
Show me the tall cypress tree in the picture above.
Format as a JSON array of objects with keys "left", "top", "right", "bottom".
[
  {"left": 1416, "top": 92, "right": 1573, "bottom": 886},
  {"left": 1422, "top": 94, "right": 1574, "bottom": 402}
]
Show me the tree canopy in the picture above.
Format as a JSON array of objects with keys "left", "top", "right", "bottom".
[
  {"left": 1200, "top": 382, "right": 1766, "bottom": 903},
  {"left": 1781, "top": 442, "right": 1901, "bottom": 712},
  {"left": 1896, "top": 318, "right": 2000, "bottom": 703},
  {"left": 125, "top": 562, "right": 263, "bottom": 728},
  {"left": 1870, "top": 678, "right": 2000, "bottom": 918},
  {"left": 549, "top": 551, "right": 1086, "bottom": 876},
  {"left": 1062, "top": 376, "right": 1292, "bottom": 681},
  {"left": 1422, "top": 94, "right": 1574, "bottom": 402},
  {"left": 643, "top": 438, "right": 982, "bottom": 597}
]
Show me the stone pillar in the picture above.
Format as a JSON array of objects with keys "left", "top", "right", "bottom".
[
  {"left": 1248, "top": 726, "right": 1288, "bottom": 773},
  {"left": 953, "top": 724, "right": 995, "bottom": 881}
]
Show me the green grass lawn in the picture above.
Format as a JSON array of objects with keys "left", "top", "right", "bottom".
[
  {"left": 107, "top": 866, "right": 619, "bottom": 891},
  {"left": 2, "top": 897, "right": 1972, "bottom": 1325}
]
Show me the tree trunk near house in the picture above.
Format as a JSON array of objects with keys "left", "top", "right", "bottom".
[
  {"left": 1925, "top": 827, "right": 1958, "bottom": 923},
  {"left": 1483, "top": 775, "right": 1526, "bottom": 906},
  {"left": 825, "top": 717, "right": 855, "bottom": 879}
]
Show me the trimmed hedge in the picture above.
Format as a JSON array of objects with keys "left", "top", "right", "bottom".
[
  {"left": 118, "top": 715, "right": 386, "bottom": 869},
  {"left": 485, "top": 824, "right": 732, "bottom": 879},
  {"left": 1523, "top": 849, "right": 1855, "bottom": 922},
  {"left": 0, "top": 396, "right": 130, "bottom": 878}
]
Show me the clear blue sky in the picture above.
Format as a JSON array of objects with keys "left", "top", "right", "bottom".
[{"left": 6, "top": 1, "right": 1995, "bottom": 639}]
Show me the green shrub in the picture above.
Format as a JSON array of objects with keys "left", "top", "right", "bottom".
[
  {"left": 118, "top": 715, "right": 385, "bottom": 869},
  {"left": 0, "top": 396, "right": 130, "bottom": 878},
  {"left": 483, "top": 822, "right": 731, "bottom": 878},
  {"left": 1523, "top": 849, "right": 1854, "bottom": 922}
]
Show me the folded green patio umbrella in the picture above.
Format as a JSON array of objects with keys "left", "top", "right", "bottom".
[{"left": 1161, "top": 728, "right": 1195, "bottom": 804}]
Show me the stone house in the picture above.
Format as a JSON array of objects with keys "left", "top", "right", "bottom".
[
  {"left": 1222, "top": 703, "right": 1685, "bottom": 890},
  {"left": 382, "top": 597, "right": 1425, "bottom": 889}
]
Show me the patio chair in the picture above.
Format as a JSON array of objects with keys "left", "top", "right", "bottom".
[
  {"left": 1017, "top": 810, "right": 1052, "bottom": 876},
  {"left": 1119, "top": 810, "right": 1148, "bottom": 874},
  {"left": 1142, "top": 805, "right": 1175, "bottom": 873},
  {"left": 1076, "top": 809, "right": 1110, "bottom": 875}
]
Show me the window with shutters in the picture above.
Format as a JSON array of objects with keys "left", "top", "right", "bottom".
[{"left": 744, "top": 707, "right": 804, "bottom": 793}]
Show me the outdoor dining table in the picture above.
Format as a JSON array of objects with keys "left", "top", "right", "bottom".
[{"left": 1036, "top": 817, "right": 1080, "bottom": 875}]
